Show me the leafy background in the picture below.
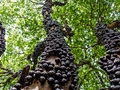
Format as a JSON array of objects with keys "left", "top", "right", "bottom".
[{"left": 0, "top": 0, "right": 120, "bottom": 90}]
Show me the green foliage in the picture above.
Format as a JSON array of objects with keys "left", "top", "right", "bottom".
[{"left": 0, "top": 0, "right": 120, "bottom": 90}]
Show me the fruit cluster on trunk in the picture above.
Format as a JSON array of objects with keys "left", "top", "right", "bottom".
[
  {"left": 11, "top": 0, "right": 78, "bottom": 90},
  {"left": 96, "top": 22, "right": 120, "bottom": 90},
  {"left": 0, "top": 22, "right": 5, "bottom": 56}
]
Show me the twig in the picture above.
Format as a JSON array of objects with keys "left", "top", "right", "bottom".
[
  {"left": 70, "top": 43, "right": 99, "bottom": 49},
  {"left": 94, "top": 71, "right": 104, "bottom": 84},
  {"left": 0, "top": 67, "right": 13, "bottom": 75},
  {"left": 89, "top": 0, "right": 94, "bottom": 30},
  {"left": 76, "top": 60, "right": 91, "bottom": 68},
  {"left": 52, "top": 0, "right": 67, "bottom": 6},
  {"left": 0, "top": 65, "right": 30, "bottom": 86},
  {"left": 79, "top": 69, "right": 93, "bottom": 88},
  {"left": 29, "top": 0, "right": 44, "bottom": 5},
  {"left": 0, "top": 72, "right": 9, "bottom": 74},
  {"left": 0, "top": 72, "right": 18, "bottom": 85}
]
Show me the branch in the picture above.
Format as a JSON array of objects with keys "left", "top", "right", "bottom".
[
  {"left": 79, "top": 69, "right": 93, "bottom": 88},
  {"left": 0, "top": 67, "right": 14, "bottom": 75},
  {"left": 63, "top": 22, "right": 74, "bottom": 43},
  {"left": 29, "top": 0, "right": 44, "bottom": 5},
  {"left": 76, "top": 60, "right": 91, "bottom": 68},
  {"left": 89, "top": 0, "right": 95, "bottom": 30},
  {"left": 100, "top": 88, "right": 110, "bottom": 90},
  {"left": 70, "top": 43, "right": 99, "bottom": 49},
  {"left": 0, "top": 65, "right": 30, "bottom": 86},
  {"left": 97, "top": 71, "right": 104, "bottom": 83},
  {"left": 52, "top": 0, "right": 67, "bottom": 6},
  {"left": 0, "top": 72, "right": 18, "bottom": 85},
  {"left": 86, "top": 23, "right": 95, "bottom": 30},
  {"left": 88, "top": 64, "right": 109, "bottom": 78}
]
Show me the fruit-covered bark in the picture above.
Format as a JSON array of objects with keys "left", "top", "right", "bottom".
[
  {"left": 0, "top": 22, "right": 5, "bottom": 56},
  {"left": 96, "top": 22, "right": 120, "bottom": 90},
  {"left": 11, "top": 0, "right": 78, "bottom": 90}
]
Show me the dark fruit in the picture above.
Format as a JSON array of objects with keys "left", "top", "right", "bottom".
[{"left": 39, "top": 76, "right": 46, "bottom": 84}]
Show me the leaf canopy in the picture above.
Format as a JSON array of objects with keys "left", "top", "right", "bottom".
[{"left": 0, "top": 0, "right": 120, "bottom": 90}]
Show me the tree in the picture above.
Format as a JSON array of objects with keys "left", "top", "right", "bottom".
[{"left": 0, "top": 0, "right": 120, "bottom": 90}]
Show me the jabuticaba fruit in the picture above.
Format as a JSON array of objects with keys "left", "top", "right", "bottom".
[
  {"left": 11, "top": 0, "right": 78, "bottom": 89},
  {"left": 96, "top": 22, "right": 120, "bottom": 89},
  {"left": 0, "top": 22, "right": 5, "bottom": 56}
]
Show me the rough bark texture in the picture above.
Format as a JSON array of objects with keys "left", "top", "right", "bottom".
[
  {"left": 96, "top": 22, "right": 120, "bottom": 90},
  {"left": 10, "top": 0, "right": 78, "bottom": 90}
]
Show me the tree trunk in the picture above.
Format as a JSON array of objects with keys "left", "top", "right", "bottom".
[
  {"left": 11, "top": 0, "right": 78, "bottom": 90},
  {"left": 96, "top": 22, "right": 120, "bottom": 90}
]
